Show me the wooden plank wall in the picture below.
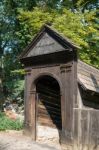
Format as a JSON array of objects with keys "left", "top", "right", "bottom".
[
  {"left": 73, "top": 108, "right": 99, "bottom": 150},
  {"left": 37, "top": 84, "right": 62, "bottom": 130}
]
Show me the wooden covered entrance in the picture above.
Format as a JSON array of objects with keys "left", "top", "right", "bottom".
[
  {"left": 20, "top": 25, "right": 78, "bottom": 149},
  {"left": 35, "top": 75, "right": 62, "bottom": 141},
  {"left": 20, "top": 25, "right": 99, "bottom": 149}
]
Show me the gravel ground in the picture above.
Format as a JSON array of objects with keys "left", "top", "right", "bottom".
[{"left": 0, "top": 131, "right": 61, "bottom": 150}]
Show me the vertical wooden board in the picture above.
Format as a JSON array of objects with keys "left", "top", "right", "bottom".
[
  {"left": 60, "top": 64, "right": 73, "bottom": 144},
  {"left": 89, "top": 110, "right": 99, "bottom": 150},
  {"left": 73, "top": 59, "right": 78, "bottom": 108},
  {"left": 29, "top": 91, "right": 36, "bottom": 140},
  {"left": 24, "top": 74, "right": 27, "bottom": 128},
  {"left": 80, "top": 110, "right": 89, "bottom": 150},
  {"left": 64, "top": 64, "right": 74, "bottom": 142},
  {"left": 73, "top": 109, "right": 79, "bottom": 150},
  {"left": 60, "top": 70, "right": 66, "bottom": 143},
  {"left": 25, "top": 74, "right": 31, "bottom": 129}
]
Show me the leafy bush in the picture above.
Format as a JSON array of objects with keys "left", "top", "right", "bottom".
[{"left": 0, "top": 112, "right": 23, "bottom": 131}]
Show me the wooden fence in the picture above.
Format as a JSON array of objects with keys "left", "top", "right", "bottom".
[{"left": 73, "top": 108, "right": 99, "bottom": 150}]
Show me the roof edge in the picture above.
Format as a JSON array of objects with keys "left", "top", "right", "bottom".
[
  {"left": 78, "top": 59, "right": 99, "bottom": 73},
  {"left": 19, "top": 24, "right": 80, "bottom": 59}
]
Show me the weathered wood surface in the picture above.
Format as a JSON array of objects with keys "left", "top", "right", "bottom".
[
  {"left": 78, "top": 60, "right": 99, "bottom": 93},
  {"left": 21, "top": 25, "right": 78, "bottom": 147},
  {"left": 73, "top": 108, "right": 99, "bottom": 150},
  {"left": 37, "top": 84, "right": 62, "bottom": 130},
  {"left": 27, "top": 33, "right": 67, "bottom": 57},
  {"left": 60, "top": 61, "right": 76, "bottom": 145}
]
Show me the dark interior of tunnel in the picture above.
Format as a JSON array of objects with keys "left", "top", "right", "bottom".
[{"left": 36, "top": 75, "right": 62, "bottom": 130}]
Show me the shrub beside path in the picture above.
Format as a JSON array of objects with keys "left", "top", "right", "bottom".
[{"left": 0, "top": 131, "right": 61, "bottom": 150}]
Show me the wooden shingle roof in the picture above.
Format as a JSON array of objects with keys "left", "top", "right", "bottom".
[{"left": 78, "top": 60, "right": 99, "bottom": 93}]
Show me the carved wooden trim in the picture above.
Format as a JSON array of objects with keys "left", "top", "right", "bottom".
[{"left": 60, "top": 63, "right": 73, "bottom": 73}]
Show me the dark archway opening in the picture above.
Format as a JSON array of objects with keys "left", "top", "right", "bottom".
[{"left": 36, "top": 75, "right": 62, "bottom": 135}]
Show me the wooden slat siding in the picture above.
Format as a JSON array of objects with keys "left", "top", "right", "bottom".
[
  {"left": 37, "top": 89, "right": 60, "bottom": 98},
  {"left": 78, "top": 67, "right": 99, "bottom": 80},
  {"left": 89, "top": 110, "right": 99, "bottom": 150},
  {"left": 78, "top": 60, "right": 99, "bottom": 93},
  {"left": 78, "top": 79, "right": 99, "bottom": 93},
  {"left": 81, "top": 110, "right": 89, "bottom": 150},
  {"left": 39, "top": 98, "right": 61, "bottom": 108},
  {"left": 37, "top": 93, "right": 60, "bottom": 103},
  {"left": 78, "top": 60, "right": 99, "bottom": 75},
  {"left": 78, "top": 74, "right": 99, "bottom": 88},
  {"left": 37, "top": 85, "right": 62, "bottom": 130},
  {"left": 36, "top": 84, "right": 60, "bottom": 96},
  {"left": 78, "top": 69, "right": 99, "bottom": 82},
  {"left": 73, "top": 87, "right": 83, "bottom": 149},
  {"left": 73, "top": 109, "right": 79, "bottom": 150},
  {"left": 39, "top": 102, "right": 61, "bottom": 112},
  {"left": 78, "top": 73, "right": 99, "bottom": 87},
  {"left": 38, "top": 104, "right": 61, "bottom": 114},
  {"left": 73, "top": 109, "right": 99, "bottom": 150},
  {"left": 78, "top": 70, "right": 99, "bottom": 82},
  {"left": 38, "top": 107, "right": 61, "bottom": 116},
  {"left": 27, "top": 33, "right": 67, "bottom": 57}
]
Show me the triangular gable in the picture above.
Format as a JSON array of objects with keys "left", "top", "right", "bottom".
[
  {"left": 27, "top": 32, "right": 67, "bottom": 57},
  {"left": 20, "top": 25, "right": 79, "bottom": 59}
]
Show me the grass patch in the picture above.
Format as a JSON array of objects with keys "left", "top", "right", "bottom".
[{"left": 0, "top": 112, "right": 23, "bottom": 131}]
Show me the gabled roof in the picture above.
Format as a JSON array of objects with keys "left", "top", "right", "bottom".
[
  {"left": 19, "top": 25, "right": 80, "bottom": 59},
  {"left": 78, "top": 60, "right": 99, "bottom": 93},
  {"left": 19, "top": 24, "right": 99, "bottom": 94}
]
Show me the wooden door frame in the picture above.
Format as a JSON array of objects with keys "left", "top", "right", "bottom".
[{"left": 32, "top": 74, "right": 62, "bottom": 142}]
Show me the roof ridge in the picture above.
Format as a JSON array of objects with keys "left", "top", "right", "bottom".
[{"left": 45, "top": 25, "right": 80, "bottom": 49}]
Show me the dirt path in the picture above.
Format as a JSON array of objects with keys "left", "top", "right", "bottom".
[{"left": 0, "top": 131, "right": 61, "bottom": 150}]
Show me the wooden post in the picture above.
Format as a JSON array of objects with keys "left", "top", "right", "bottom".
[
  {"left": 30, "top": 90, "right": 36, "bottom": 140},
  {"left": 60, "top": 61, "right": 76, "bottom": 149}
]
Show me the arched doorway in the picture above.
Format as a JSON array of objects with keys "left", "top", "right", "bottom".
[{"left": 35, "top": 75, "right": 62, "bottom": 143}]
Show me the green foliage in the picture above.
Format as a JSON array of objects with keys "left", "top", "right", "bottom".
[
  {"left": 18, "top": 8, "right": 99, "bottom": 68},
  {"left": 3, "top": 80, "right": 24, "bottom": 101},
  {"left": 53, "top": 9, "right": 99, "bottom": 67},
  {"left": 0, "top": 0, "right": 98, "bottom": 104},
  {"left": 0, "top": 112, "right": 23, "bottom": 131},
  {"left": 17, "top": 7, "right": 56, "bottom": 45}
]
